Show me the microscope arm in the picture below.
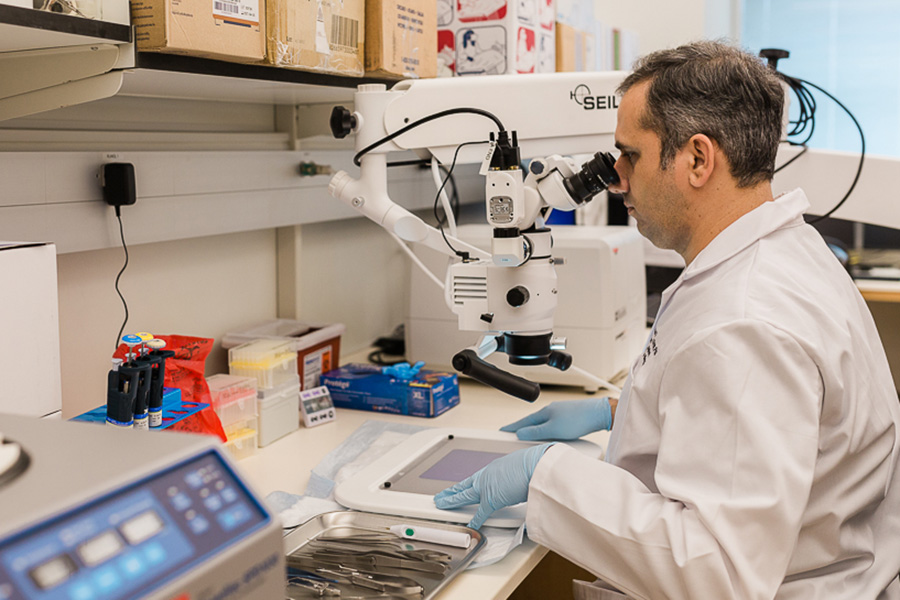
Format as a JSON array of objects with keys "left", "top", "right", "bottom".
[
  {"left": 329, "top": 153, "right": 490, "bottom": 261},
  {"left": 326, "top": 73, "right": 625, "bottom": 400}
]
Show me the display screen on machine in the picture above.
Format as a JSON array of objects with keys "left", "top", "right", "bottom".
[{"left": 381, "top": 437, "right": 535, "bottom": 495}]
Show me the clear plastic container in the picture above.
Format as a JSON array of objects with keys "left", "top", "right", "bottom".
[
  {"left": 228, "top": 339, "right": 298, "bottom": 390},
  {"left": 223, "top": 427, "right": 258, "bottom": 461},
  {"left": 223, "top": 416, "right": 258, "bottom": 439},
  {"left": 222, "top": 319, "right": 344, "bottom": 391},
  {"left": 221, "top": 319, "right": 344, "bottom": 351},
  {"left": 207, "top": 374, "right": 258, "bottom": 409},
  {"left": 257, "top": 377, "right": 300, "bottom": 447},
  {"left": 207, "top": 374, "right": 258, "bottom": 428}
]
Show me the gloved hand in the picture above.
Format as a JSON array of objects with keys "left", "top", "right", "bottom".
[
  {"left": 381, "top": 360, "right": 425, "bottom": 380},
  {"left": 433, "top": 443, "right": 554, "bottom": 529},
  {"left": 500, "top": 397, "right": 612, "bottom": 441}
]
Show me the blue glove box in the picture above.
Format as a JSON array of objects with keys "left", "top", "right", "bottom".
[{"left": 321, "top": 363, "right": 460, "bottom": 417}]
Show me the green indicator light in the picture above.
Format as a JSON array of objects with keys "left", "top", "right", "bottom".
[{"left": 405, "top": 528, "right": 415, "bottom": 536}]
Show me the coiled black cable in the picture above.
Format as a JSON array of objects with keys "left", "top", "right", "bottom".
[{"left": 774, "top": 72, "right": 865, "bottom": 224}]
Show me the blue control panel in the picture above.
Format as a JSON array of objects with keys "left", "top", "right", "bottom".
[{"left": 0, "top": 451, "right": 269, "bottom": 600}]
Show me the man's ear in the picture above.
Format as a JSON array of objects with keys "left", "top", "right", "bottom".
[{"left": 685, "top": 133, "right": 716, "bottom": 188}]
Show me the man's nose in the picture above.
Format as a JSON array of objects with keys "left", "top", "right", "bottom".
[{"left": 608, "top": 159, "right": 629, "bottom": 195}]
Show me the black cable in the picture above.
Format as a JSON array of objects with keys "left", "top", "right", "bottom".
[
  {"left": 433, "top": 140, "right": 489, "bottom": 258},
  {"left": 435, "top": 162, "right": 461, "bottom": 227},
  {"left": 353, "top": 107, "right": 505, "bottom": 167},
  {"left": 367, "top": 349, "right": 406, "bottom": 366},
  {"left": 791, "top": 76, "right": 865, "bottom": 224},
  {"left": 773, "top": 71, "right": 865, "bottom": 224},
  {"left": 387, "top": 158, "right": 430, "bottom": 168},
  {"left": 113, "top": 211, "right": 129, "bottom": 351},
  {"left": 780, "top": 74, "right": 817, "bottom": 144},
  {"left": 774, "top": 142, "right": 809, "bottom": 173}
]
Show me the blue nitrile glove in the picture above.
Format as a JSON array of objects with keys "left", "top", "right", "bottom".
[
  {"left": 433, "top": 443, "right": 554, "bottom": 529},
  {"left": 381, "top": 361, "right": 425, "bottom": 380},
  {"left": 500, "top": 397, "right": 612, "bottom": 441}
]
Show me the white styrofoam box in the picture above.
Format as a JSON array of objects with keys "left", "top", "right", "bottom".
[
  {"left": 437, "top": 0, "right": 555, "bottom": 76},
  {"left": 0, "top": 242, "right": 61, "bottom": 417},
  {"left": 406, "top": 225, "right": 647, "bottom": 389},
  {"left": 257, "top": 376, "right": 300, "bottom": 447}
]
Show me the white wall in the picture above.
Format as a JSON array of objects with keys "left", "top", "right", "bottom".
[
  {"left": 57, "top": 229, "right": 277, "bottom": 417},
  {"left": 278, "top": 219, "right": 413, "bottom": 352},
  {"left": 595, "top": 0, "right": 737, "bottom": 54}
]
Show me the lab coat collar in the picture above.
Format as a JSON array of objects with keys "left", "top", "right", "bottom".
[
  {"left": 683, "top": 188, "right": 810, "bottom": 281},
  {"left": 657, "top": 188, "right": 809, "bottom": 310}
]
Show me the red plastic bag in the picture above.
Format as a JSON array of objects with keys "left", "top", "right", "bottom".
[{"left": 114, "top": 334, "right": 226, "bottom": 442}]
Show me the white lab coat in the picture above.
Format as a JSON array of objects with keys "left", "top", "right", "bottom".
[{"left": 526, "top": 189, "right": 900, "bottom": 599}]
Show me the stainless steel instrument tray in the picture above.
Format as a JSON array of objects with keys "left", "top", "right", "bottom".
[{"left": 283, "top": 511, "right": 485, "bottom": 599}]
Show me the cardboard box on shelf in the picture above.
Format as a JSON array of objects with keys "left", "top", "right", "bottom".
[
  {"left": 130, "top": 0, "right": 265, "bottom": 62},
  {"left": 366, "top": 0, "right": 436, "bottom": 79},
  {"left": 555, "top": 21, "right": 593, "bottom": 72},
  {"left": 266, "top": 0, "right": 364, "bottom": 76},
  {"left": 436, "top": 0, "right": 556, "bottom": 77}
]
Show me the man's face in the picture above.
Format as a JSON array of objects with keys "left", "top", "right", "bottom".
[{"left": 609, "top": 82, "right": 691, "bottom": 253}]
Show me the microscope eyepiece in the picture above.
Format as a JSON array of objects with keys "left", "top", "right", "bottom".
[{"left": 562, "top": 151, "right": 619, "bottom": 205}]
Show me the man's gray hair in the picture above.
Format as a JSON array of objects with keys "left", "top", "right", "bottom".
[{"left": 618, "top": 40, "right": 785, "bottom": 188}]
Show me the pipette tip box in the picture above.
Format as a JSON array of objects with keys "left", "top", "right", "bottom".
[
  {"left": 321, "top": 363, "right": 459, "bottom": 418},
  {"left": 222, "top": 319, "right": 343, "bottom": 391}
]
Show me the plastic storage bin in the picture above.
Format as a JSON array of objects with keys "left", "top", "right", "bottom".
[
  {"left": 223, "top": 416, "right": 258, "bottom": 439},
  {"left": 257, "top": 375, "right": 300, "bottom": 447},
  {"left": 228, "top": 339, "right": 298, "bottom": 390},
  {"left": 207, "top": 374, "right": 258, "bottom": 429},
  {"left": 222, "top": 319, "right": 344, "bottom": 390},
  {"left": 223, "top": 426, "right": 258, "bottom": 461}
]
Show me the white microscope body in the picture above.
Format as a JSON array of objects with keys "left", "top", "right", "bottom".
[{"left": 327, "top": 72, "right": 626, "bottom": 400}]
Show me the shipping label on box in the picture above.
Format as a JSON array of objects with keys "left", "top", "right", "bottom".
[
  {"left": 267, "top": 0, "right": 364, "bottom": 75},
  {"left": 437, "top": 0, "right": 555, "bottom": 76},
  {"left": 366, "top": 0, "right": 436, "bottom": 79},
  {"left": 322, "top": 363, "right": 460, "bottom": 417},
  {"left": 131, "top": 0, "right": 265, "bottom": 62}
]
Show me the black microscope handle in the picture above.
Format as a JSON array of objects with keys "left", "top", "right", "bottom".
[{"left": 452, "top": 349, "right": 540, "bottom": 402}]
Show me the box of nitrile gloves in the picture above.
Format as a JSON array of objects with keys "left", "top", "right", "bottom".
[{"left": 321, "top": 363, "right": 459, "bottom": 417}]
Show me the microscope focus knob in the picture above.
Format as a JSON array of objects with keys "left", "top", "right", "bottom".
[
  {"left": 330, "top": 106, "right": 357, "bottom": 139},
  {"left": 506, "top": 286, "right": 530, "bottom": 307}
]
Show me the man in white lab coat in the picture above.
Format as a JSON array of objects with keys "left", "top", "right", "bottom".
[{"left": 435, "top": 40, "right": 900, "bottom": 598}]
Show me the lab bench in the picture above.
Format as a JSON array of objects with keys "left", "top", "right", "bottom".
[
  {"left": 235, "top": 369, "right": 613, "bottom": 599},
  {"left": 856, "top": 278, "right": 900, "bottom": 304}
]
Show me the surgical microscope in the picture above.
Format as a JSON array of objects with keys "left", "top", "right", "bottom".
[{"left": 327, "top": 72, "right": 627, "bottom": 401}]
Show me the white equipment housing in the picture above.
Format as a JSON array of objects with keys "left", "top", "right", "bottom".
[{"left": 407, "top": 224, "right": 647, "bottom": 391}]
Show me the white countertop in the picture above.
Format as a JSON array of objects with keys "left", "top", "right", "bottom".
[{"left": 233, "top": 365, "right": 613, "bottom": 599}]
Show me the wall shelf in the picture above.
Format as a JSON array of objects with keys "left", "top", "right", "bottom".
[
  {"left": 121, "top": 52, "right": 398, "bottom": 105},
  {"left": 0, "top": 4, "right": 130, "bottom": 52}
]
